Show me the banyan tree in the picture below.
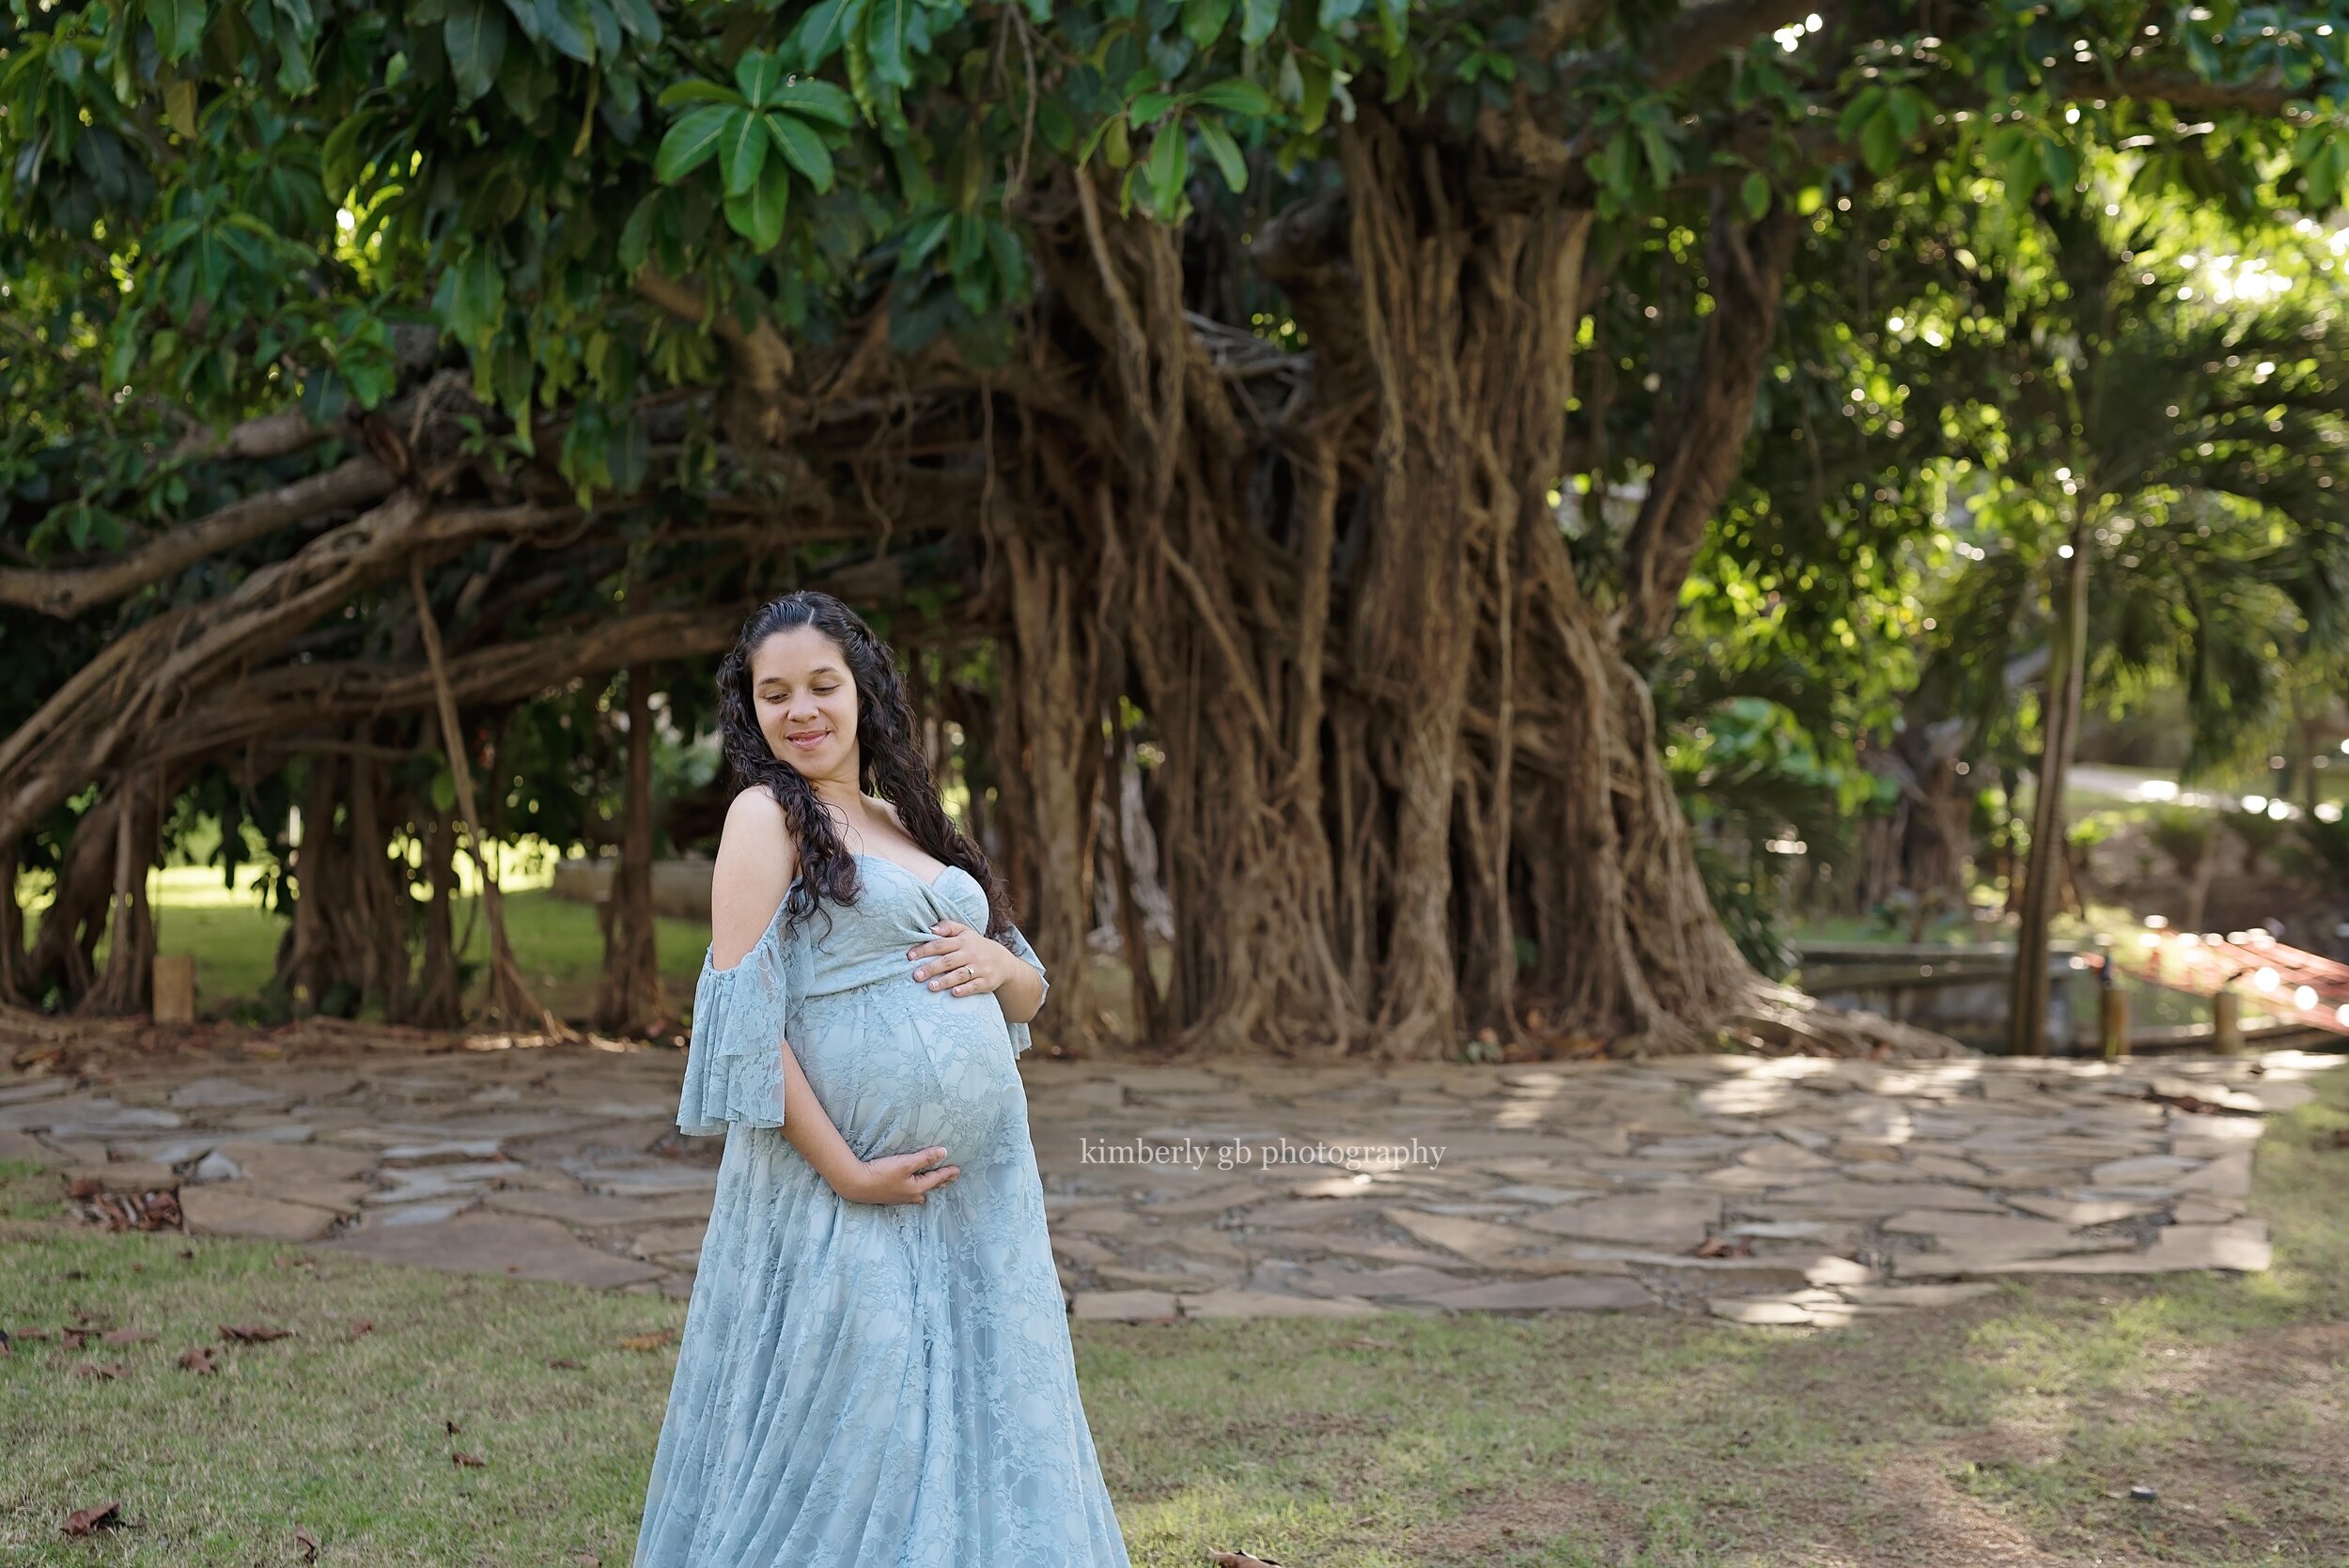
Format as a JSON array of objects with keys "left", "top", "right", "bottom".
[{"left": 4, "top": 0, "right": 2343, "bottom": 1054}]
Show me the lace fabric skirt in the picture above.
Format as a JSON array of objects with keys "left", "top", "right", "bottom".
[{"left": 632, "top": 986, "right": 1132, "bottom": 1568}]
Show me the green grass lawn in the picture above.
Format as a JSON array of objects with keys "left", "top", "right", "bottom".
[
  {"left": 31, "top": 878, "right": 717, "bottom": 1029},
  {"left": 4, "top": 1065, "right": 2346, "bottom": 1565}
]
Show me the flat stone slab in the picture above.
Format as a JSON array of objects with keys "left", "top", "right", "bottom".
[
  {"left": 1901, "top": 1219, "right": 2272, "bottom": 1279},
  {"left": 2175, "top": 1152, "right": 2253, "bottom": 1198},
  {"left": 631, "top": 1221, "right": 708, "bottom": 1259},
  {"left": 1377, "top": 1208, "right": 1627, "bottom": 1274},
  {"left": 573, "top": 1166, "right": 720, "bottom": 1197},
  {"left": 216, "top": 1141, "right": 380, "bottom": 1185},
  {"left": 1708, "top": 1296, "right": 1816, "bottom": 1326},
  {"left": 320, "top": 1211, "right": 666, "bottom": 1288},
  {"left": 1482, "top": 1184, "right": 1596, "bottom": 1205},
  {"left": 1519, "top": 1192, "right": 1720, "bottom": 1246},
  {"left": 483, "top": 1188, "right": 715, "bottom": 1227},
  {"left": 182, "top": 1185, "right": 343, "bottom": 1243},
  {"left": 2090, "top": 1154, "right": 2205, "bottom": 1187},
  {"left": 166, "top": 1077, "right": 286, "bottom": 1110},
  {"left": 1881, "top": 1211, "right": 2123, "bottom": 1260},
  {"left": 1071, "top": 1290, "right": 1180, "bottom": 1322},
  {"left": 1840, "top": 1281, "right": 2001, "bottom": 1308},
  {"left": 1763, "top": 1180, "right": 2007, "bottom": 1217},
  {"left": 1175, "top": 1289, "right": 1383, "bottom": 1320},
  {"left": 24, "top": 1100, "right": 185, "bottom": 1138},
  {"left": 381, "top": 1139, "right": 506, "bottom": 1165},
  {"left": 1285, "top": 1265, "right": 1470, "bottom": 1298},
  {"left": 1415, "top": 1277, "right": 1655, "bottom": 1313},
  {"left": 2005, "top": 1194, "right": 2166, "bottom": 1226},
  {"left": 62, "top": 1160, "right": 179, "bottom": 1193}
]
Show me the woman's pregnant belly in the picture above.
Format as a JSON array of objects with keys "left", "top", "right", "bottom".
[{"left": 792, "top": 981, "right": 1028, "bottom": 1169}]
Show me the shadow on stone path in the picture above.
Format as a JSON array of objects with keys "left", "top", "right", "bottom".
[{"left": 2, "top": 1034, "right": 2334, "bottom": 1326}]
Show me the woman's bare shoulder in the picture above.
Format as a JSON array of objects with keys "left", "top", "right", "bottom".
[{"left": 710, "top": 786, "right": 799, "bottom": 969}]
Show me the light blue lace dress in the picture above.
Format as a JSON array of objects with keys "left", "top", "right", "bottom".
[{"left": 632, "top": 854, "right": 1132, "bottom": 1568}]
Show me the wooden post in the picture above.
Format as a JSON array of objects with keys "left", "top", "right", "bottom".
[
  {"left": 2213, "top": 986, "right": 2242, "bottom": 1055},
  {"left": 2101, "top": 986, "right": 2129, "bottom": 1061},
  {"left": 152, "top": 954, "right": 196, "bottom": 1024}
]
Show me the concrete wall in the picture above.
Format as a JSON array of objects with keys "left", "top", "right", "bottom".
[{"left": 550, "top": 856, "right": 715, "bottom": 922}]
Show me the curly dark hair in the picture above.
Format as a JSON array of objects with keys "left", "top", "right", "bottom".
[{"left": 715, "top": 591, "right": 1013, "bottom": 942}]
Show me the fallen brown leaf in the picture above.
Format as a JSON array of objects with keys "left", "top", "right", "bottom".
[
  {"left": 445, "top": 1419, "right": 463, "bottom": 1436},
  {"left": 60, "top": 1501, "right": 121, "bottom": 1537},
  {"left": 14, "top": 1327, "right": 51, "bottom": 1341},
  {"left": 350, "top": 1318, "right": 374, "bottom": 1339},
  {"left": 60, "top": 1327, "right": 95, "bottom": 1351},
  {"left": 71, "top": 1361, "right": 128, "bottom": 1380},
  {"left": 616, "top": 1330, "right": 675, "bottom": 1352},
  {"left": 294, "top": 1524, "right": 320, "bottom": 1561},
  {"left": 218, "top": 1324, "right": 291, "bottom": 1343},
  {"left": 451, "top": 1452, "right": 486, "bottom": 1468},
  {"left": 547, "top": 1358, "right": 585, "bottom": 1370},
  {"left": 573, "top": 1555, "right": 602, "bottom": 1566},
  {"left": 1339, "top": 1337, "right": 1396, "bottom": 1351},
  {"left": 178, "top": 1347, "right": 216, "bottom": 1374},
  {"left": 101, "top": 1328, "right": 151, "bottom": 1345}
]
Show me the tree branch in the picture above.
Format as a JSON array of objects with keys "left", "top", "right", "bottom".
[
  {"left": 0, "top": 458, "right": 396, "bottom": 618},
  {"left": 633, "top": 265, "right": 795, "bottom": 399},
  {"left": 1526, "top": 0, "right": 1610, "bottom": 61},
  {"left": 2061, "top": 66, "right": 2317, "bottom": 120},
  {"left": 1648, "top": 0, "right": 1819, "bottom": 90},
  {"left": 1619, "top": 196, "right": 1804, "bottom": 644},
  {"left": 169, "top": 408, "right": 328, "bottom": 463}
]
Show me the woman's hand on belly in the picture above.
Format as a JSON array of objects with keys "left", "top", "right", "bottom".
[
  {"left": 908, "top": 921, "right": 1045, "bottom": 1023},
  {"left": 834, "top": 1145, "right": 960, "bottom": 1206}
]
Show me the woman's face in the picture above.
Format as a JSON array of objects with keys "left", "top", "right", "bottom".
[{"left": 748, "top": 626, "right": 860, "bottom": 784}]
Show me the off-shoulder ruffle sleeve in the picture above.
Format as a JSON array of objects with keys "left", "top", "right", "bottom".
[
  {"left": 676, "top": 906, "right": 793, "bottom": 1137},
  {"left": 1000, "top": 923, "right": 1050, "bottom": 1059}
]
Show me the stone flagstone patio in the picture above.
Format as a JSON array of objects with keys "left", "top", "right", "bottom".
[{"left": 3, "top": 1030, "right": 2334, "bottom": 1329}]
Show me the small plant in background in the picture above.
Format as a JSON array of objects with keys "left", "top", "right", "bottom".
[
  {"left": 2282, "top": 813, "right": 2349, "bottom": 887},
  {"left": 2147, "top": 804, "right": 2215, "bottom": 881},
  {"left": 2223, "top": 806, "right": 2291, "bottom": 874}
]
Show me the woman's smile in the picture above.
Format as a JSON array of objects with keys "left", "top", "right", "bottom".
[{"left": 784, "top": 725, "right": 831, "bottom": 753}]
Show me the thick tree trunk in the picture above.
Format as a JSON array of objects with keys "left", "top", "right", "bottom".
[
  {"left": 988, "top": 520, "right": 1106, "bottom": 1049},
  {"left": 346, "top": 738, "right": 417, "bottom": 1024},
  {"left": 1849, "top": 719, "right": 1974, "bottom": 932},
  {"left": 596, "top": 665, "right": 669, "bottom": 1035},
  {"left": 2009, "top": 524, "right": 2092, "bottom": 1055},
  {"left": 992, "top": 121, "right": 1856, "bottom": 1060},
  {"left": 0, "top": 839, "right": 25, "bottom": 1008},
  {"left": 410, "top": 809, "right": 465, "bottom": 1029}
]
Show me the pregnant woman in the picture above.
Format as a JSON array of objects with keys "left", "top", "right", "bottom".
[{"left": 632, "top": 592, "right": 1131, "bottom": 1567}]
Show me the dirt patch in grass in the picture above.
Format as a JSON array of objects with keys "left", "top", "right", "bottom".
[{"left": 1407, "top": 1479, "right": 1637, "bottom": 1566}]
